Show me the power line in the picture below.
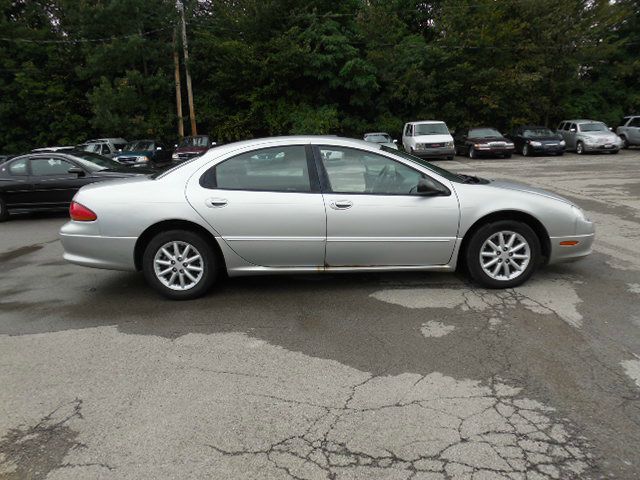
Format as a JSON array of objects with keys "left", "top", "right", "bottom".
[{"left": 0, "top": 25, "right": 175, "bottom": 44}]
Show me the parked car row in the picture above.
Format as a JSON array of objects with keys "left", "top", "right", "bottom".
[{"left": 392, "top": 117, "right": 635, "bottom": 159}]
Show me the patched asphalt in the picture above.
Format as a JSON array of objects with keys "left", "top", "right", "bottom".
[{"left": 1, "top": 150, "right": 639, "bottom": 479}]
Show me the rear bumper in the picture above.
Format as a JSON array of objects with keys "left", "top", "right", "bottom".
[{"left": 60, "top": 221, "right": 137, "bottom": 271}]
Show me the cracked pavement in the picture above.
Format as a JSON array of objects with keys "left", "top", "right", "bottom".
[{"left": 1, "top": 151, "right": 640, "bottom": 479}]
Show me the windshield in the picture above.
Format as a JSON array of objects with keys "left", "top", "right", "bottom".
[
  {"left": 413, "top": 123, "right": 449, "bottom": 136},
  {"left": 68, "top": 151, "right": 123, "bottom": 171},
  {"left": 523, "top": 128, "right": 556, "bottom": 138},
  {"left": 364, "top": 134, "right": 392, "bottom": 143},
  {"left": 469, "top": 128, "right": 502, "bottom": 138},
  {"left": 579, "top": 122, "right": 608, "bottom": 132},
  {"left": 81, "top": 143, "right": 102, "bottom": 154},
  {"left": 380, "top": 145, "right": 463, "bottom": 183},
  {"left": 124, "top": 141, "right": 154, "bottom": 151},
  {"left": 179, "top": 136, "right": 210, "bottom": 148}
]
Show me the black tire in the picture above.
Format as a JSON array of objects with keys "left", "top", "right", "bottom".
[
  {"left": 610, "top": 149, "right": 619, "bottom": 155},
  {"left": 468, "top": 146, "right": 476, "bottom": 159},
  {"left": 503, "top": 153, "right": 512, "bottom": 159},
  {"left": 576, "top": 141, "right": 584, "bottom": 155},
  {"left": 446, "top": 155, "right": 454, "bottom": 160},
  {"left": 621, "top": 135, "right": 629, "bottom": 149},
  {"left": 465, "top": 220, "right": 541, "bottom": 289},
  {"left": 0, "top": 196, "right": 8, "bottom": 222},
  {"left": 142, "top": 229, "right": 218, "bottom": 300},
  {"left": 522, "top": 144, "right": 530, "bottom": 157}
]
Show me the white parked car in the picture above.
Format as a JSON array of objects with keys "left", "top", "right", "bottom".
[
  {"left": 363, "top": 132, "right": 398, "bottom": 150},
  {"left": 402, "top": 121, "right": 455, "bottom": 160}
]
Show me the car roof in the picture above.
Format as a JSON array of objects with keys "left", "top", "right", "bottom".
[
  {"left": 364, "top": 132, "right": 391, "bottom": 136},
  {"left": 561, "top": 119, "right": 602, "bottom": 124},
  {"left": 407, "top": 120, "right": 446, "bottom": 125}
]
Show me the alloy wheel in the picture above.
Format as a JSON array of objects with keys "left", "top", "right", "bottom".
[
  {"left": 479, "top": 231, "right": 531, "bottom": 281},
  {"left": 153, "top": 241, "right": 204, "bottom": 291}
]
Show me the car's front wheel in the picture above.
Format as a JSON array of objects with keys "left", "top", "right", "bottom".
[
  {"left": 620, "top": 135, "right": 628, "bottom": 149},
  {"left": 465, "top": 220, "right": 541, "bottom": 289},
  {"left": 468, "top": 146, "right": 476, "bottom": 159},
  {"left": 522, "top": 144, "right": 530, "bottom": 157},
  {"left": 576, "top": 141, "right": 584, "bottom": 154},
  {"left": 0, "top": 196, "right": 8, "bottom": 222},
  {"left": 142, "top": 230, "right": 218, "bottom": 300}
]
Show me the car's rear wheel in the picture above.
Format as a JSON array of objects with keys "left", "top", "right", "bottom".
[
  {"left": 0, "top": 196, "right": 8, "bottom": 222},
  {"left": 576, "top": 141, "right": 584, "bottom": 154},
  {"left": 466, "top": 220, "right": 541, "bottom": 289},
  {"left": 142, "top": 230, "right": 218, "bottom": 300}
]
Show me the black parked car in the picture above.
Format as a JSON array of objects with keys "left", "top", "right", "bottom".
[
  {"left": 454, "top": 127, "right": 515, "bottom": 159},
  {"left": 0, "top": 151, "right": 151, "bottom": 221},
  {"left": 509, "top": 126, "right": 566, "bottom": 156}
]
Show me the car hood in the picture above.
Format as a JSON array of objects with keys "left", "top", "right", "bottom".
[
  {"left": 489, "top": 180, "right": 573, "bottom": 205},
  {"left": 175, "top": 147, "right": 208, "bottom": 154},
  {"left": 578, "top": 131, "right": 619, "bottom": 140},
  {"left": 116, "top": 150, "right": 153, "bottom": 157},
  {"left": 525, "top": 136, "right": 563, "bottom": 142},
  {"left": 413, "top": 134, "right": 453, "bottom": 143},
  {"left": 93, "top": 168, "right": 152, "bottom": 177},
  {"left": 468, "top": 136, "right": 509, "bottom": 143}
]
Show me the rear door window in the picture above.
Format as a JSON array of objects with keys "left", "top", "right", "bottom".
[{"left": 202, "top": 146, "right": 313, "bottom": 193}]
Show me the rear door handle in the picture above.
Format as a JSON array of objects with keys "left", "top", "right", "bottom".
[
  {"left": 205, "top": 198, "right": 228, "bottom": 208},
  {"left": 330, "top": 200, "right": 353, "bottom": 210}
]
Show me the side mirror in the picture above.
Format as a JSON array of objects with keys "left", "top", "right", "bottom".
[
  {"left": 68, "top": 167, "right": 85, "bottom": 177},
  {"left": 608, "top": 127, "right": 613, "bottom": 131},
  {"left": 173, "top": 144, "right": 178, "bottom": 148},
  {"left": 393, "top": 139, "right": 398, "bottom": 144},
  {"left": 156, "top": 146, "right": 162, "bottom": 151},
  {"left": 416, "top": 178, "right": 447, "bottom": 196}
]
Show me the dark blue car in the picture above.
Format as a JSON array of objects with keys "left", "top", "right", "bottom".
[{"left": 113, "top": 140, "right": 172, "bottom": 167}]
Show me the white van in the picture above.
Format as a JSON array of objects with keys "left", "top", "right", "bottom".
[{"left": 402, "top": 121, "right": 454, "bottom": 159}]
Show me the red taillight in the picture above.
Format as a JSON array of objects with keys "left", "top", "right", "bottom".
[{"left": 69, "top": 201, "right": 97, "bottom": 221}]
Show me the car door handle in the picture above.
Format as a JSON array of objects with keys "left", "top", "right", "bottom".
[
  {"left": 205, "top": 198, "right": 228, "bottom": 208},
  {"left": 330, "top": 200, "right": 353, "bottom": 210}
]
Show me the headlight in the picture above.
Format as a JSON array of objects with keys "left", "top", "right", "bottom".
[
  {"left": 560, "top": 140, "right": 566, "bottom": 146},
  {"left": 572, "top": 205, "right": 589, "bottom": 222},
  {"left": 137, "top": 156, "right": 149, "bottom": 163},
  {"left": 415, "top": 143, "right": 426, "bottom": 149},
  {"left": 172, "top": 153, "right": 179, "bottom": 159},
  {"left": 529, "top": 141, "right": 542, "bottom": 147},
  {"left": 505, "top": 142, "right": 514, "bottom": 147},
  {"left": 445, "top": 141, "right": 454, "bottom": 147}
]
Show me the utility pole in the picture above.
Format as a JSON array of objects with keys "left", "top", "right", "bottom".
[
  {"left": 172, "top": 28, "right": 184, "bottom": 139},
  {"left": 178, "top": 0, "right": 197, "bottom": 136}
]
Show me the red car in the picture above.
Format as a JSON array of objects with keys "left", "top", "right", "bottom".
[{"left": 172, "top": 135, "right": 215, "bottom": 162}]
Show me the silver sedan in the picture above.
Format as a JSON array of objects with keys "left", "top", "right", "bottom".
[{"left": 60, "top": 136, "right": 594, "bottom": 299}]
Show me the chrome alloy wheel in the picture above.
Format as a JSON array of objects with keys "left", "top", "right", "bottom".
[
  {"left": 153, "top": 241, "right": 204, "bottom": 291},
  {"left": 480, "top": 231, "right": 531, "bottom": 281}
]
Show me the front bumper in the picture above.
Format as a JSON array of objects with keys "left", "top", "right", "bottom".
[
  {"left": 473, "top": 146, "right": 515, "bottom": 156},
  {"left": 413, "top": 147, "right": 455, "bottom": 158},
  {"left": 60, "top": 221, "right": 137, "bottom": 271},
  {"left": 583, "top": 143, "right": 620, "bottom": 152},
  {"left": 530, "top": 144, "right": 565, "bottom": 154},
  {"left": 548, "top": 216, "right": 595, "bottom": 264}
]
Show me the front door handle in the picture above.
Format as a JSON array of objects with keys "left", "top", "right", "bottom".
[
  {"left": 205, "top": 198, "right": 228, "bottom": 208},
  {"left": 330, "top": 200, "right": 353, "bottom": 210}
]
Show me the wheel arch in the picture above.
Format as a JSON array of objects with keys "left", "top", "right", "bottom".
[
  {"left": 134, "top": 219, "right": 225, "bottom": 272},
  {"left": 456, "top": 210, "right": 551, "bottom": 270}
]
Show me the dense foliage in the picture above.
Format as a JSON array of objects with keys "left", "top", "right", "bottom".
[{"left": 0, "top": 0, "right": 638, "bottom": 152}]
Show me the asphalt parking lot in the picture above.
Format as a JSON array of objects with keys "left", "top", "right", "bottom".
[{"left": 1, "top": 150, "right": 640, "bottom": 480}]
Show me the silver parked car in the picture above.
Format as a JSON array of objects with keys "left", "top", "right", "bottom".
[
  {"left": 60, "top": 136, "right": 594, "bottom": 299},
  {"left": 616, "top": 115, "right": 640, "bottom": 148},
  {"left": 556, "top": 120, "right": 622, "bottom": 154},
  {"left": 363, "top": 132, "right": 398, "bottom": 150}
]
